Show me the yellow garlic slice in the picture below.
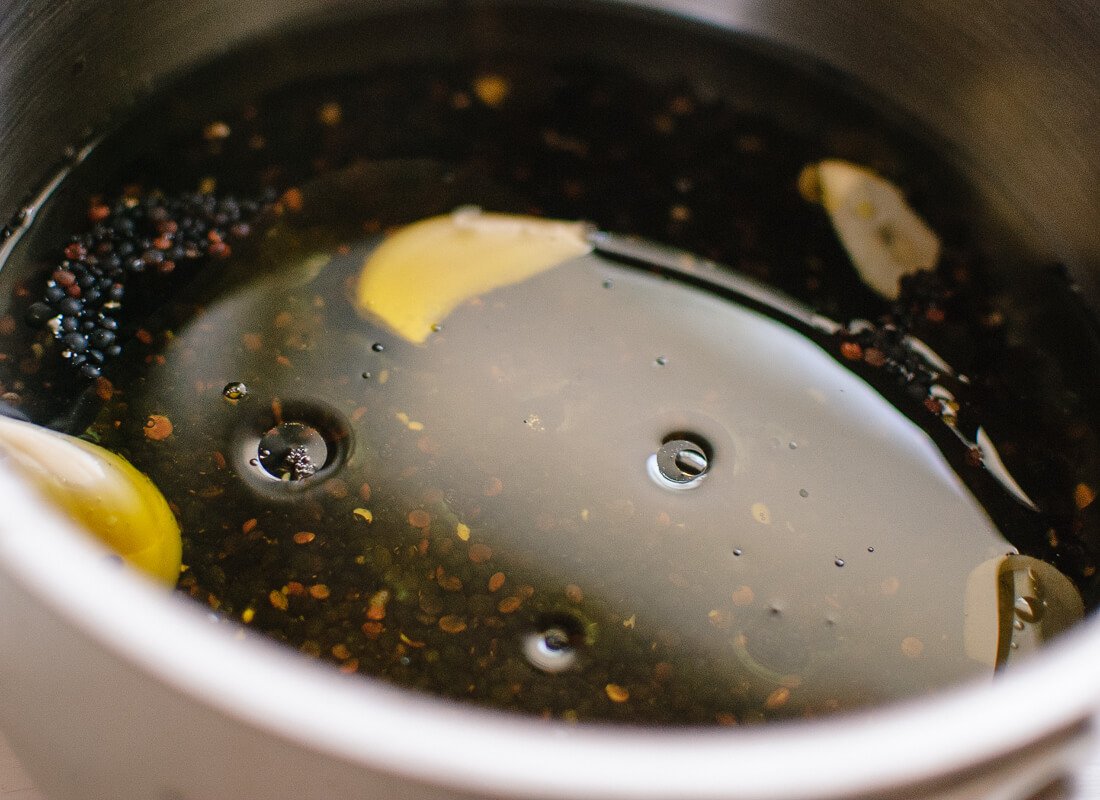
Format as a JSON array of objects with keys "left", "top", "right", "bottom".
[{"left": 0, "top": 414, "right": 181, "bottom": 584}]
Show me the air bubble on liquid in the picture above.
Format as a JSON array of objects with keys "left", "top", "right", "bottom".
[
  {"left": 834, "top": 558, "right": 845, "bottom": 567},
  {"left": 1013, "top": 595, "right": 1044, "bottom": 624},
  {"left": 788, "top": 441, "right": 798, "bottom": 450},
  {"left": 799, "top": 489, "right": 809, "bottom": 498},
  {"left": 655, "top": 356, "right": 668, "bottom": 366},
  {"left": 733, "top": 548, "right": 743, "bottom": 557},
  {"left": 257, "top": 421, "right": 328, "bottom": 481},
  {"left": 523, "top": 616, "right": 584, "bottom": 673},
  {"left": 648, "top": 436, "right": 711, "bottom": 491},
  {"left": 223, "top": 381, "right": 248, "bottom": 401},
  {"left": 371, "top": 342, "right": 385, "bottom": 352}
]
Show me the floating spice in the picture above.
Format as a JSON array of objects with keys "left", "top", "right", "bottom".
[
  {"left": 143, "top": 414, "right": 173, "bottom": 441},
  {"left": 439, "top": 615, "right": 468, "bottom": 634},
  {"left": 605, "top": 684, "right": 630, "bottom": 703}
]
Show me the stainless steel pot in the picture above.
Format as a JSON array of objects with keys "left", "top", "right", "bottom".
[{"left": 0, "top": 2, "right": 1098, "bottom": 799}]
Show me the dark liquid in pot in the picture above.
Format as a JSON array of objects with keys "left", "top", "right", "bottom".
[{"left": 0, "top": 2, "right": 1097, "bottom": 724}]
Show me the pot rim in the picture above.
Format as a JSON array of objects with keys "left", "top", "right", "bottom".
[{"left": 1, "top": 463, "right": 1098, "bottom": 800}]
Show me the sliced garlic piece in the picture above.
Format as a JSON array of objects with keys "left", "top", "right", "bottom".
[
  {"left": 804, "top": 159, "right": 941, "bottom": 299},
  {"left": 356, "top": 208, "right": 592, "bottom": 343},
  {"left": 0, "top": 415, "right": 181, "bottom": 584}
]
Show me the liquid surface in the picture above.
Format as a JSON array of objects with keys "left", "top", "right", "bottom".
[{"left": 0, "top": 2, "right": 1097, "bottom": 725}]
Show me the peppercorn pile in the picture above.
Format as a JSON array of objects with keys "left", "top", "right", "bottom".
[{"left": 24, "top": 190, "right": 272, "bottom": 379}]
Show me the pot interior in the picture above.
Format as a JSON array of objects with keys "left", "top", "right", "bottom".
[{"left": 0, "top": 0, "right": 1097, "bottom": 792}]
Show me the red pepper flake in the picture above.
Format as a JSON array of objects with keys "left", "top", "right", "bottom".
[
  {"left": 203, "top": 121, "right": 231, "bottom": 140},
  {"left": 965, "top": 446, "right": 983, "bottom": 468},
  {"left": 732, "top": 585, "right": 755, "bottom": 606},
  {"left": 839, "top": 341, "right": 863, "bottom": 361},
  {"left": 439, "top": 574, "right": 463, "bottom": 592},
  {"left": 52, "top": 270, "right": 76, "bottom": 290},
  {"left": 1075, "top": 483, "right": 1096, "bottom": 510},
  {"left": 923, "top": 396, "right": 941, "bottom": 415},
  {"left": 488, "top": 572, "right": 506, "bottom": 592},
  {"left": 212, "top": 451, "right": 227, "bottom": 469},
  {"left": 359, "top": 482, "right": 372, "bottom": 502},
  {"left": 716, "top": 713, "right": 737, "bottom": 726},
  {"left": 863, "top": 347, "right": 887, "bottom": 368},
  {"left": 135, "top": 328, "right": 154, "bottom": 345},
  {"left": 408, "top": 509, "right": 432, "bottom": 529},
  {"left": 484, "top": 477, "right": 504, "bottom": 497},
  {"left": 282, "top": 187, "right": 304, "bottom": 213},
  {"left": 274, "top": 311, "right": 294, "bottom": 328},
  {"left": 468, "top": 543, "right": 493, "bottom": 564},
  {"left": 293, "top": 531, "right": 316, "bottom": 545},
  {"left": 143, "top": 414, "right": 173, "bottom": 441},
  {"left": 325, "top": 480, "right": 348, "bottom": 500},
  {"left": 208, "top": 241, "right": 231, "bottom": 259},
  {"left": 497, "top": 596, "right": 522, "bottom": 614},
  {"left": 765, "top": 687, "right": 791, "bottom": 710},
  {"left": 268, "top": 590, "right": 289, "bottom": 611},
  {"left": 242, "top": 518, "right": 258, "bottom": 534},
  {"left": 63, "top": 243, "right": 87, "bottom": 261},
  {"left": 309, "top": 583, "right": 331, "bottom": 600},
  {"left": 94, "top": 377, "right": 114, "bottom": 401},
  {"left": 565, "top": 584, "right": 584, "bottom": 603},
  {"left": 88, "top": 202, "right": 111, "bottom": 222},
  {"left": 361, "top": 621, "right": 384, "bottom": 639},
  {"left": 605, "top": 684, "right": 630, "bottom": 703},
  {"left": 439, "top": 615, "right": 468, "bottom": 634},
  {"left": 925, "top": 306, "right": 946, "bottom": 323},
  {"left": 285, "top": 581, "right": 306, "bottom": 597},
  {"left": 901, "top": 636, "right": 924, "bottom": 658}
]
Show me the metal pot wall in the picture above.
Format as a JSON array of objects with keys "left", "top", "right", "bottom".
[{"left": 0, "top": 2, "right": 1098, "bottom": 799}]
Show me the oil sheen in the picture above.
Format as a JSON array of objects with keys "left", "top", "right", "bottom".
[{"left": 0, "top": 2, "right": 1096, "bottom": 726}]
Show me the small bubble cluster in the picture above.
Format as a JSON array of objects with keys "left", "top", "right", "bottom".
[{"left": 24, "top": 189, "right": 272, "bottom": 379}]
